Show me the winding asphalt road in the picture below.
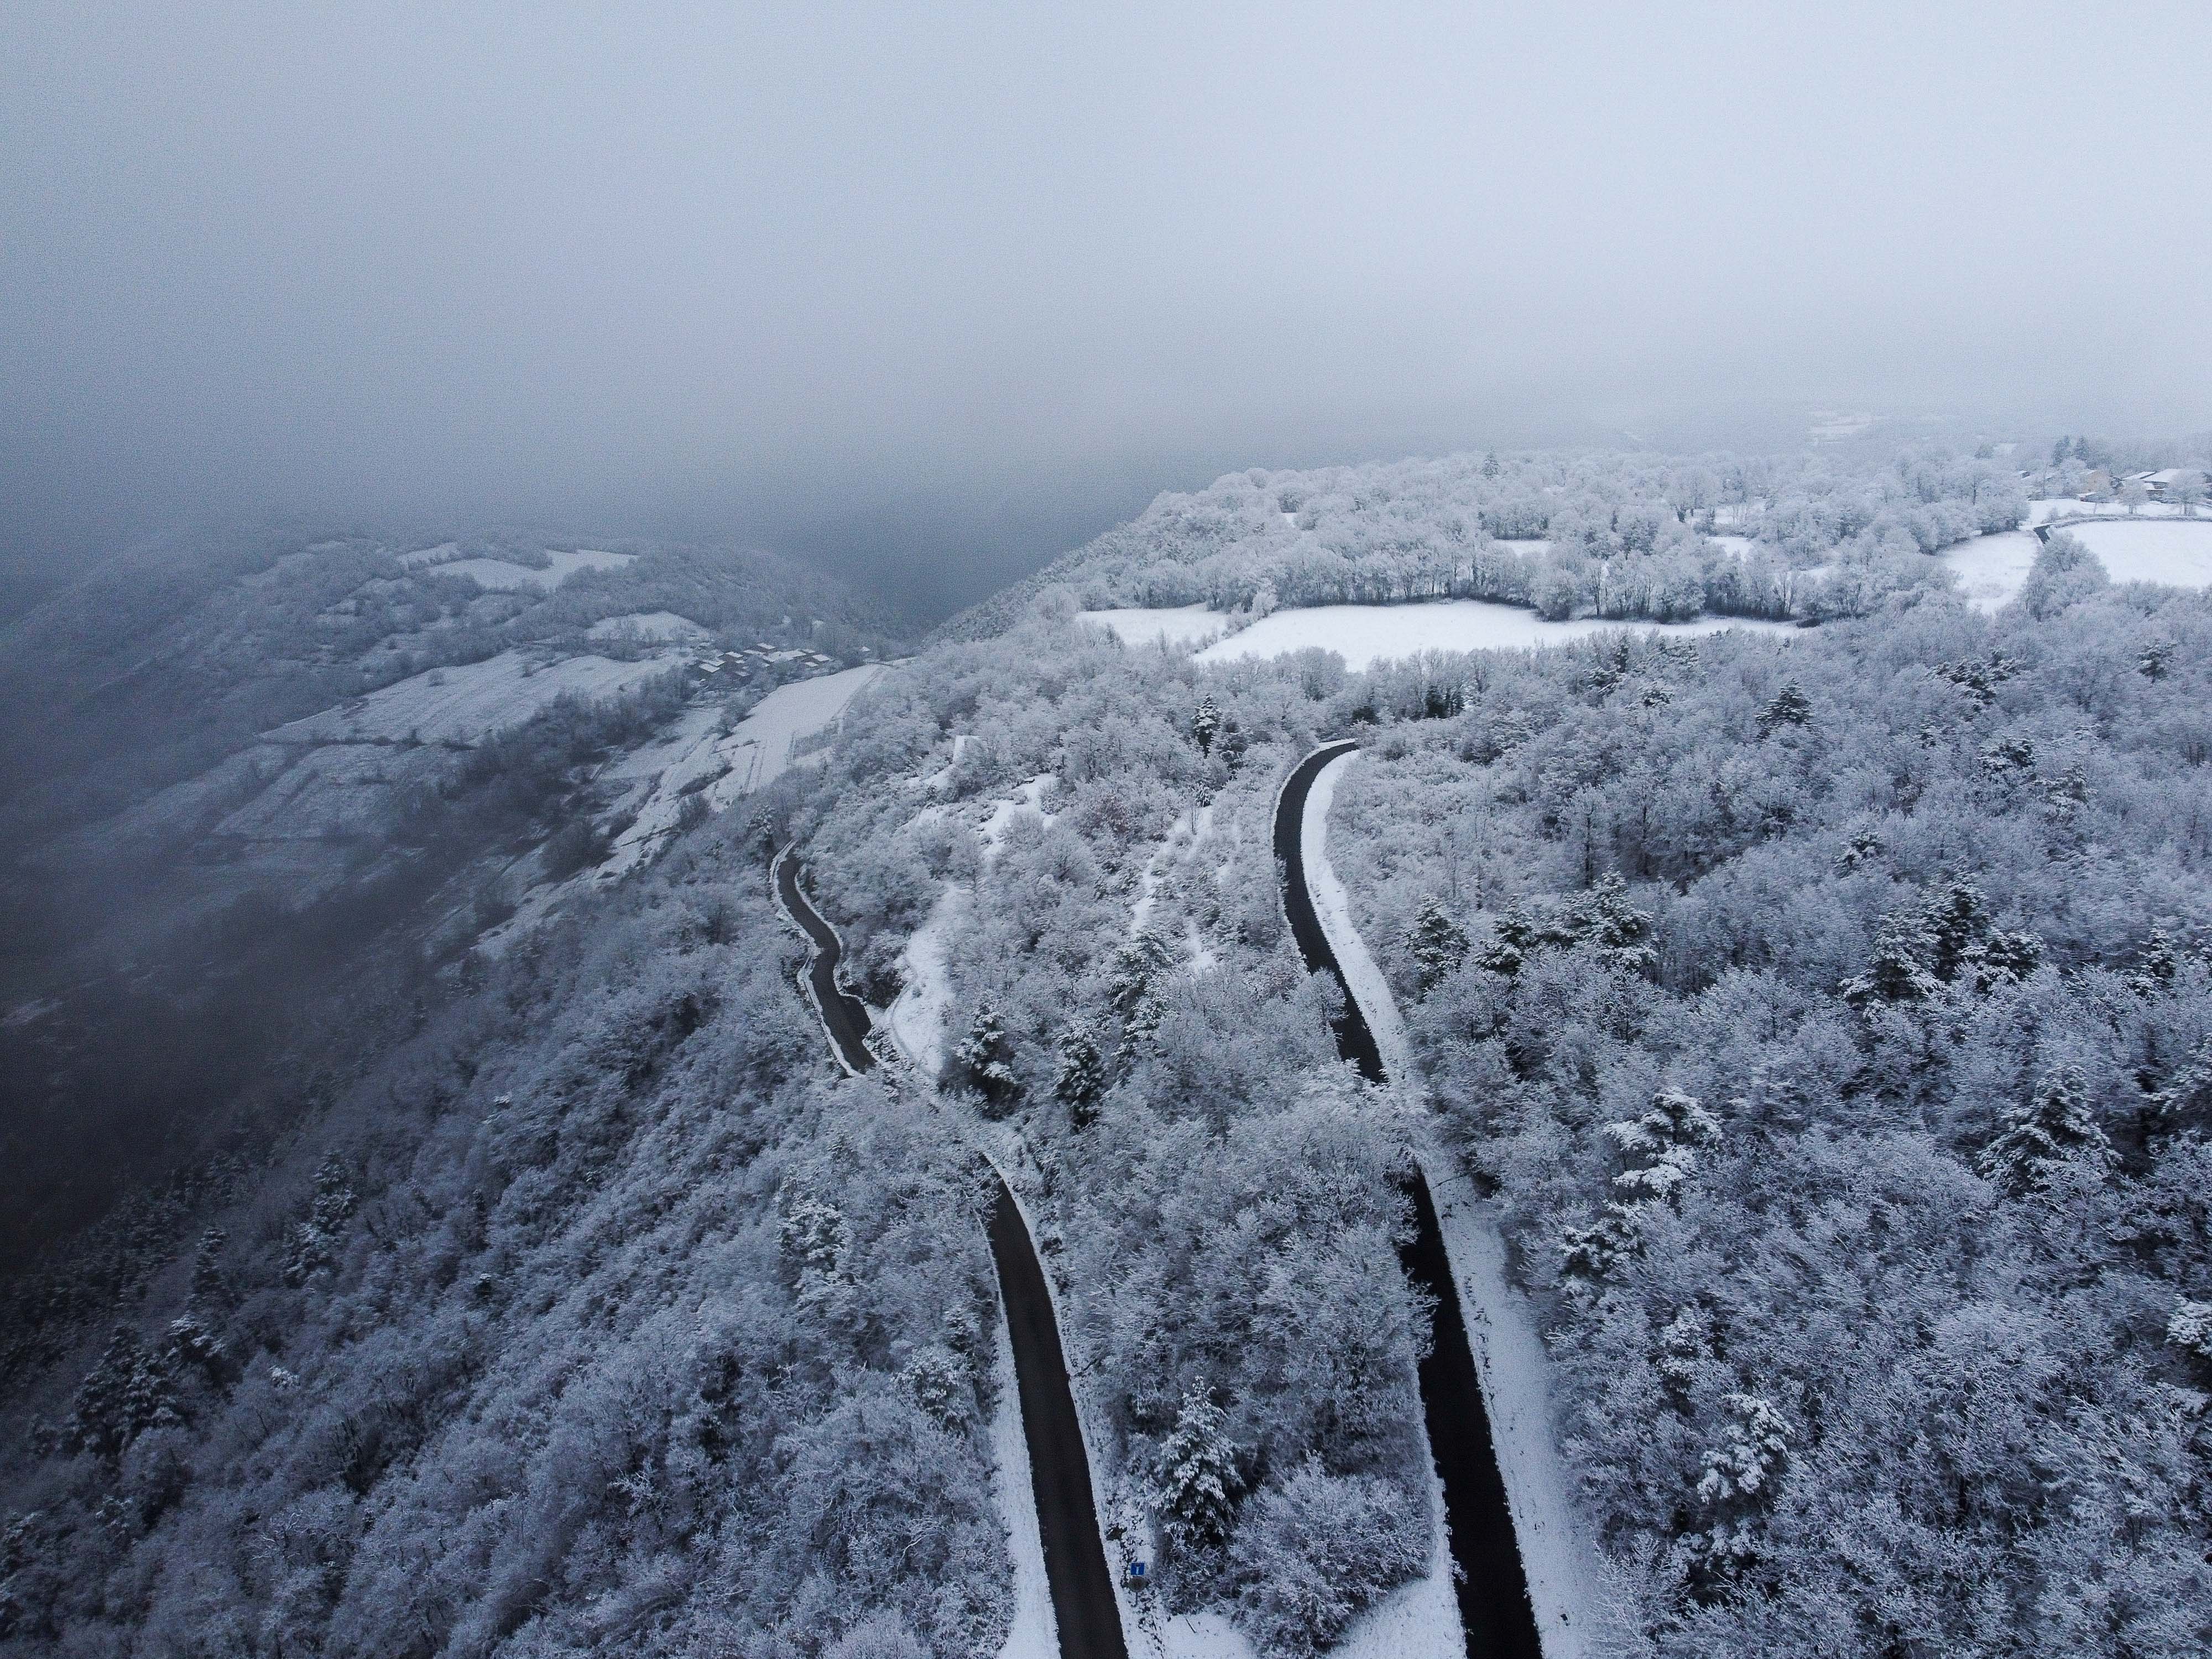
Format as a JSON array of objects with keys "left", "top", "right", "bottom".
[
  {"left": 773, "top": 845, "right": 875, "bottom": 1074},
  {"left": 1275, "top": 744, "right": 1543, "bottom": 1659},
  {"left": 771, "top": 848, "right": 1129, "bottom": 1659}
]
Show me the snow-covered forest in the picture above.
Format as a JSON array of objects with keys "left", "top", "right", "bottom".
[
  {"left": 8, "top": 444, "right": 2212, "bottom": 1657},
  {"left": 945, "top": 448, "right": 2041, "bottom": 639}
]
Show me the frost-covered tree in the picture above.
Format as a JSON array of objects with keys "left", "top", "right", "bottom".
[
  {"left": 1154, "top": 1385, "right": 1241, "bottom": 1558},
  {"left": 1607, "top": 1088, "right": 1723, "bottom": 1206},
  {"left": 1980, "top": 1065, "right": 2115, "bottom": 1196},
  {"left": 1229, "top": 1458, "right": 1426, "bottom": 1656},
  {"left": 1404, "top": 898, "right": 1469, "bottom": 992},
  {"left": 1191, "top": 695, "right": 1222, "bottom": 755},
  {"left": 282, "top": 1156, "right": 357, "bottom": 1286},
  {"left": 1052, "top": 1022, "right": 1107, "bottom": 1126},
  {"left": 954, "top": 1001, "right": 1019, "bottom": 1112},
  {"left": 1755, "top": 681, "right": 1811, "bottom": 736},
  {"left": 2167, "top": 1299, "right": 2212, "bottom": 1364},
  {"left": 187, "top": 1225, "right": 228, "bottom": 1308},
  {"left": 1692, "top": 1392, "right": 1791, "bottom": 1582},
  {"left": 61, "top": 1328, "right": 175, "bottom": 1463}
]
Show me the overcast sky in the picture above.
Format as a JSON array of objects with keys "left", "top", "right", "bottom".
[{"left": 5, "top": 1, "right": 2208, "bottom": 617}]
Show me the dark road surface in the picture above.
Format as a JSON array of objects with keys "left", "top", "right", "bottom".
[
  {"left": 772, "top": 845, "right": 876, "bottom": 1075},
  {"left": 771, "top": 845, "right": 1128, "bottom": 1659},
  {"left": 987, "top": 1182, "right": 1131, "bottom": 1659},
  {"left": 1275, "top": 745, "right": 1543, "bottom": 1659}
]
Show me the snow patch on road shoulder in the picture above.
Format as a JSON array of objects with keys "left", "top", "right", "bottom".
[
  {"left": 992, "top": 1306, "right": 1060, "bottom": 1659},
  {"left": 1426, "top": 1166, "right": 1619, "bottom": 1659},
  {"left": 1302, "top": 752, "right": 1413, "bottom": 1083}
]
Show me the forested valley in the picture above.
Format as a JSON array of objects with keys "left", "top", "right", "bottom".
[{"left": 6, "top": 447, "right": 2212, "bottom": 1658}]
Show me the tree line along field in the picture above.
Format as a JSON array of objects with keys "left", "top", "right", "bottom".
[{"left": 6, "top": 442, "right": 2212, "bottom": 1656}]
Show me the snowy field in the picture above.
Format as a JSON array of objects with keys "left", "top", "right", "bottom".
[
  {"left": 436, "top": 548, "right": 637, "bottom": 591},
  {"left": 1941, "top": 531, "right": 2042, "bottom": 613},
  {"left": 587, "top": 610, "right": 707, "bottom": 643},
  {"left": 1078, "top": 604, "right": 1229, "bottom": 649},
  {"left": 703, "top": 664, "right": 885, "bottom": 808},
  {"left": 269, "top": 649, "right": 680, "bottom": 745},
  {"left": 591, "top": 705, "right": 731, "bottom": 881},
  {"left": 1943, "top": 519, "right": 2212, "bottom": 612},
  {"left": 2066, "top": 519, "right": 2212, "bottom": 587},
  {"left": 1188, "top": 601, "right": 1797, "bottom": 671},
  {"left": 211, "top": 744, "right": 407, "bottom": 839},
  {"left": 1709, "top": 534, "right": 1755, "bottom": 558}
]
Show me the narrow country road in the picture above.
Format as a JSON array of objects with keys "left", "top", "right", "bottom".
[
  {"left": 771, "top": 847, "right": 1130, "bottom": 1659},
  {"left": 1275, "top": 744, "right": 1543, "bottom": 1659},
  {"left": 773, "top": 844, "right": 876, "bottom": 1075}
]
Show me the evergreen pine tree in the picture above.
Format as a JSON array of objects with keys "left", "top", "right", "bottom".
[
  {"left": 1567, "top": 873, "right": 1657, "bottom": 975},
  {"left": 1980, "top": 1065, "right": 2115, "bottom": 1195},
  {"left": 1053, "top": 1024, "right": 1107, "bottom": 1126},
  {"left": 954, "top": 1002, "right": 1019, "bottom": 1114},
  {"left": 1405, "top": 899, "right": 1470, "bottom": 992},
  {"left": 189, "top": 1227, "right": 228, "bottom": 1307},
  {"left": 1154, "top": 1386, "right": 1241, "bottom": 1556},
  {"left": 1756, "top": 681, "right": 1812, "bottom": 736},
  {"left": 1191, "top": 696, "right": 1221, "bottom": 755}
]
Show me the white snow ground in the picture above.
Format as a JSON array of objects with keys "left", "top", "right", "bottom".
[
  {"left": 269, "top": 650, "right": 680, "bottom": 745},
  {"left": 992, "top": 1308, "right": 1059, "bottom": 1659},
  {"left": 1941, "top": 531, "right": 2042, "bottom": 613},
  {"left": 1943, "top": 519, "right": 2212, "bottom": 612},
  {"left": 703, "top": 665, "right": 885, "bottom": 810},
  {"left": 587, "top": 611, "right": 707, "bottom": 643},
  {"left": 1305, "top": 749, "right": 1615, "bottom": 1659},
  {"left": 434, "top": 548, "right": 636, "bottom": 590},
  {"left": 1191, "top": 602, "right": 1796, "bottom": 671},
  {"left": 1078, "top": 605, "right": 1230, "bottom": 649},
  {"left": 886, "top": 884, "right": 963, "bottom": 1079},
  {"left": 2066, "top": 518, "right": 2212, "bottom": 587}
]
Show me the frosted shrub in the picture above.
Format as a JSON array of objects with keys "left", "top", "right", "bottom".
[{"left": 1230, "top": 1458, "right": 1426, "bottom": 1656}]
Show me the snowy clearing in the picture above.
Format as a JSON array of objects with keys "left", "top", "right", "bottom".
[
  {"left": 1194, "top": 601, "right": 1797, "bottom": 671},
  {"left": 1496, "top": 538, "right": 1552, "bottom": 558},
  {"left": 212, "top": 744, "right": 408, "bottom": 839},
  {"left": 590, "top": 705, "right": 731, "bottom": 881},
  {"left": 979, "top": 776, "right": 1056, "bottom": 862},
  {"left": 703, "top": 665, "right": 885, "bottom": 809},
  {"left": 1078, "top": 604, "right": 1229, "bottom": 649},
  {"left": 887, "top": 884, "right": 961, "bottom": 1078},
  {"left": 1709, "top": 534, "right": 1755, "bottom": 559},
  {"left": 587, "top": 610, "right": 707, "bottom": 643},
  {"left": 1940, "top": 531, "right": 2042, "bottom": 613},
  {"left": 269, "top": 650, "right": 680, "bottom": 745},
  {"left": 437, "top": 548, "right": 637, "bottom": 591},
  {"left": 2065, "top": 518, "right": 2212, "bottom": 587},
  {"left": 991, "top": 1309, "right": 1058, "bottom": 1659},
  {"left": 1943, "top": 519, "right": 2212, "bottom": 612}
]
